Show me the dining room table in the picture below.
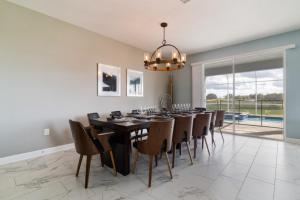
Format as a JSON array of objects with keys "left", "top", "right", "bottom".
[
  {"left": 90, "top": 110, "right": 203, "bottom": 176},
  {"left": 90, "top": 117, "right": 151, "bottom": 176}
]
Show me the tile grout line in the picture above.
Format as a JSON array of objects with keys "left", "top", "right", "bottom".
[
  {"left": 273, "top": 142, "right": 279, "bottom": 200},
  {"left": 235, "top": 139, "right": 263, "bottom": 200},
  {"left": 200, "top": 136, "right": 251, "bottom": 197}
]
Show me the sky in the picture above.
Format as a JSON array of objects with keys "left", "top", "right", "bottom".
[{"left": 206, "top": 68, "right": 283, "bottom": 98}]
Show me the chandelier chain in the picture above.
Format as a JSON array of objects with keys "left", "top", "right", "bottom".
[{"left": 162, "top": 26, "right": 166, "bottom": 45}]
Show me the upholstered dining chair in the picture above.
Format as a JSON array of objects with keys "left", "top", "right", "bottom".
[
  {"left": 171, "top": 115, "right": 193, "bottom": 168},
  {"left": 87, "top": 113, "right": 100, "bottom": 126},
  {"left": 90, "top": 126, "right": 117, "bottom": 176},
  {"left": 205, "top": 111, "right": 217, "bottom": 146},
  {"left": 110, "top": 111, "right": 123, "bottom": 119},
  {"left": 87, "top": 113, "right": 112, "bottom": 133},
  {"left": 215, "top": 110, "right": 225, "bottom": 142},
  {"left": 194, "top": 107, "right": 207, "bottom": 112},
  {"left": 69, "top": 120, "right": 116, "bottom": 188},
  {"left": 192, "top": 113, "right": 212, "bottom": 157},
  {"left": 132, "top": 118, "right": 175, "bottom": 187}
]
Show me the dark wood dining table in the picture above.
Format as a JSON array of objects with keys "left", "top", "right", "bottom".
[
  {"left": 90, "top": 117, "right": 151, "bottom": 176},
  {"left": 90, "top": 111, "right": 203, "bottom": 176}
]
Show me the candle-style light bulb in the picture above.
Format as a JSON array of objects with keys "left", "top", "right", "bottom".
[
  {"left": 181, "top": 53, "right": 186, "bottom": 63},
  {"left": 144, "top": 53, "right": 150, "bottom": 62},
  {"left": 172, "top": 52, "right": 177, "bottom": 59},
  {"left": 172, "top": 50, "right": 178, "bottom": 62},
  {"left": 156, "top": 50, "right": 162, "bottom": 59}
]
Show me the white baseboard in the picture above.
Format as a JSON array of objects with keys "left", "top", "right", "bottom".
[
  {"left": 285, "top": 137, "right": 300, "bottom": 145},
  {"left": 0, "top": 143, "right": 74, "bottom": 166}
]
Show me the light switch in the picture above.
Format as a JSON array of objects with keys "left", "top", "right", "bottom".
[{"left": 44, "top": 128, "right": 50, "bottom": 136}]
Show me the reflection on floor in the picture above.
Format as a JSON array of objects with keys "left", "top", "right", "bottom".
[
  {"left": 1, "top": 134, "right": 300, "bottom": 200},
  {"left": 222, "top": 123, "right": 284, "bottom": 140}
]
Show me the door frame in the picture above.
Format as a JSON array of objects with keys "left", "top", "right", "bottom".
[{"left": 191, "top": 44, "right": 295, "bottom": 140}]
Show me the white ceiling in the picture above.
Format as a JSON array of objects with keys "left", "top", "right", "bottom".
[{"left": 8, "top": 0, "right": 300, "bottom": 54}]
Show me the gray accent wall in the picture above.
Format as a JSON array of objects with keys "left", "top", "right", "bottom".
[
  {"left": 0, "top": 1, "right": 168, "bottom": 157},
  {"left": 174, "top": 29, "right": 300, "bottom": 139}
]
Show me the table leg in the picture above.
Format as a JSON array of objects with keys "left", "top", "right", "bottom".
[{"left": 102, "top": 131, "right": 131, "bottom": 176}]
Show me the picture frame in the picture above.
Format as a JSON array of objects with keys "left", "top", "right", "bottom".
[
  {"left": 127, "top": 69, "right": 143, "bottom": 97},
  {"left": 97, "top": 63, "right": 121, "bottom": 96}
]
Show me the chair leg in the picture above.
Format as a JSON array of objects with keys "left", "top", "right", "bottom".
[
  {"left": 193, "top": 138, "right": 197, "bottom": 159},
  {"left": 132, "top": 151, "right": 139, "bottom": 174},
  {"left": 155, "top": 155, "right": 158, "bottom": 167},
  {"left": 141, "top": 129, "right": 144, "bottom": 141},
  {"left": 202, "top": 136, "right": 204, "bottom": 150},
  {"left": 211, "top": 129, "right": 216, "bottom": 147},
  {"left": 76, "top": 155, "right": 83, "bottom": 177},
  {"left": 179, "top": 143, "right": 182, "bottom": 156},
  {"left": 100, "top": 153, "right": 104, "bottom": 167},
  {"left": 203, "top": 136, "right": 211, "bottom": 156},
  {"left": 148, "top": 155, "right": 153, "bottom": 187},
  {"left": 219, "top": 127, "right": 224, "bottom": 142},
  {"left": 172, "top": 143, "right": 176, "bottom": 168},
  {"left": 109, "top": 150, "right": 117, "bottom": 176},
  {"left": 85, "top": 155, "right": 92, "bottom": 188},
  {"left": 164, "top": 152, "right": 173, "bottom": 179},
  {"left": 134, "top": 130, "right": 138, "bottom": 142},
  {"left": 185, "top": 141, "right": 193, "bottom": 165}
]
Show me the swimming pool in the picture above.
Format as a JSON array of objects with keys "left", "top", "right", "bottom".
[
  {"left": 246, "top": 115, "right": 283, "bottom": 123},
  {"left": 224, "top": 114, "right": 283, "bottom": 124}
]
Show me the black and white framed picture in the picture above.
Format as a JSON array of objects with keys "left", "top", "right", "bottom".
[
  {"left": 97, "top": 63, "right": 121, "bottom": 96},
  {"left": 127, "top": 69, "right": 143, "bottom": 97}
]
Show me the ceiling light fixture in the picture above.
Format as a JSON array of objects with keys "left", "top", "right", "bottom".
[{"left": 144, "top": 22, "right": 186, "bottom": 71}]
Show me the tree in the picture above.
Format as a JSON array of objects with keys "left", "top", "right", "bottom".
[{"left": 206, "top": 93, "right": 218, "bottom": 100}]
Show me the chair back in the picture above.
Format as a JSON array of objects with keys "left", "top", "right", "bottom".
[
  {"left": 110, "top": 111, "right": 123, "bottom": 119},
  {"left": 173, "top": 115, "right": 193, "bottom": 144},
  {"left": 215, "top": 110, "right": 225, "bottom": 127},
  {"left": 194, "top": 107, "right": 206, "bottom": 112},
  {"left": 192, "top": 113, "right": 211, "bottom": 138},
  {"left": 147, "top": 118, "right": 175, "bottom": 155},
  {"left": 131, "top": 110, "right": 139, "bottom": 114},
  {"left": 206, "top": 111, "right": 217, "bottom": 130},
  {"left": 87, "top": 113, "right": 100, "bottom": 125},
  {"left": 69, "top": 120, "right": 99, "bottom": 155}
]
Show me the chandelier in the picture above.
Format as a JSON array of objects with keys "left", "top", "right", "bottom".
[{"left": 144, "top": 22, "right": 186, "bottom": 71}]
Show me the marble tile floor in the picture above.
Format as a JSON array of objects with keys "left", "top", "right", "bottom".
[{"left": 1, "top": 133, "right": 300, "bottom": 200}]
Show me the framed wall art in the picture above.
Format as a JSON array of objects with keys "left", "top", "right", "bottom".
[
  {"left": 127, "top": 69, "right": 143, "bottom": 97},
  {"left": 97, "top": 63, "right": 121, "bottom": 96}
]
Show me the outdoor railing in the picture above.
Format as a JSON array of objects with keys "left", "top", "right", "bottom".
[{"left": 206, "top": 99, "right": 284, "bottom": 128}]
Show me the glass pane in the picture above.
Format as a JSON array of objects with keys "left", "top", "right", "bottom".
[
  {"left": 205, "top": 59, "right": 234, "bottom": 135},
  {"left": 234, "top": 51, "right": 284, "bottom": 139},
  {"left": 256, "top": 68, "right": 283, "bottom": 82}
]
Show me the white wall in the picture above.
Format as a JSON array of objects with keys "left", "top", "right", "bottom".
[{"left": 0, "top": 1, "right": 169, "bottom": 157}]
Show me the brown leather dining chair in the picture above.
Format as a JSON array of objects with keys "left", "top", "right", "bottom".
[
  {"left": 87, "top": 112, "right": 112, "bottom": 133},
  {"left": 192, "top": 113, "right": 212, "bottom": 157},
  {"left": 132, "top": 118, "right": 175, "bottom": 187},
  {"left": 87, "top": 113, "right": 100, "bottom": 126},
  {"left": 69, "top": 120, "right": 117, "bottom": 188},
  {"left": 206, "top": 111, "right": 217, "bottom": 146},
  {"left": 215, "top": 110, "right": 225, "bottom": 142},
  {"left": 171, "top": 115, "right": 193, "bottom": 168}
]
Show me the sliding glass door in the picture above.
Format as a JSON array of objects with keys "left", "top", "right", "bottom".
[
  {"left": 204, "top": 51, "right": 284, "bottom": 140},
  {"left": 205, "top": 58, "right": 235, "bottom": 134}
]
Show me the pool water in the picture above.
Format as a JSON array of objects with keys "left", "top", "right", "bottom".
[
  {"left": 246, "top": 116, "right": 283, "bottom": 123},
  {"left": 225, "top": 115, "right": 283, "bottom": 124}
]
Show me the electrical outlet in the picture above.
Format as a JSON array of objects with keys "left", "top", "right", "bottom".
[{"left": 43, "top": 129, "right": 50, "bottom": 136}]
